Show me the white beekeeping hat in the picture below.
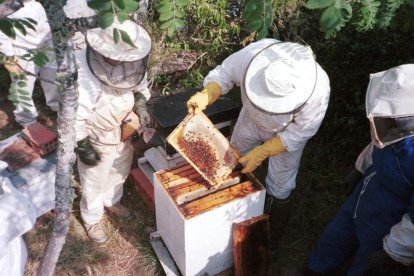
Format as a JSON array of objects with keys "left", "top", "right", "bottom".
[
  {"left": 86, "top": 19, "right": 151, "bottom": 62},
  {"left": 243, "top": 42, "right": 317, "bottom": 114}
]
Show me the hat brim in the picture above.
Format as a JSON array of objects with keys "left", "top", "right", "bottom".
[
  {"left": 366, "top": 65, "right": 414, "bottom": 118},
  {"left": 86, "top": 24, "right": 151, "bottom": 62},
  {"left": 244, "top": 42, "right": 317, "bottom": 114}
]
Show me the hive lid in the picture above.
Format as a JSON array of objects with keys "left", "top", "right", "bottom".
[
  {"left": 166, "top": 112, "right": 240, "bottom": 188},
  {"left": 147, "top": 90, "right": 240, "bottom": 129}
]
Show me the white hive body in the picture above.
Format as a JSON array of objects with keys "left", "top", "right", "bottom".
[{"left": 154, "top": 163, "right": 265, "bottom": 276}]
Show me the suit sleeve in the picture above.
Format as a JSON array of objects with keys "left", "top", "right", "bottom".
[
  {"left": 383, "top": 150, "right": 414, "bottom": 266},
  {"left": 384, "top": 213, "right": 414, "bottom": 265}
]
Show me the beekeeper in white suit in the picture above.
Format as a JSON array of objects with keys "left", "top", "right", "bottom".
[
  {"left": 187, "top": 38, "right": 330, "bottom": 246},
  {"left": 74, "top": 19, "right": 151, "bottom": 243},
  {"left": 0, "top": 0, "right": 58, "bottom": 127},
  {"left": 0, "top": 161, "right": 36, "bottom": 276}
]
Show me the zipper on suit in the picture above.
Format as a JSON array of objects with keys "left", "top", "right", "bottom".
[{"left": 354, "top": 171, "right": 376, "bottom": 219}]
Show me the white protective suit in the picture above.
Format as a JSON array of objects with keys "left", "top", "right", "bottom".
[
  {"left": 74, "top": 48, "right": 150, "bottom": 224},
  {"left": 0, "top": 0, "right": 58, "bottom": 126},
  {"left": 0, "top": 161, "right": 36, "bottom": 276},
  {"left": 204, "top": 39, "right": 330, "bottom": 199}
]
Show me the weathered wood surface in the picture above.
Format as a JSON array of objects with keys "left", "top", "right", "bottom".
[{"left": 233, "top": 214, "right": 270, "bottom": 276}]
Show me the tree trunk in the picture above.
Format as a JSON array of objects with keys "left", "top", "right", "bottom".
[{"left": 37, "top": 1, "right": 78, "bottom": 275}]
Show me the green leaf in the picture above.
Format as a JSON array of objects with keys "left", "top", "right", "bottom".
[
  {"left": 160, "top": 20, "right": 174, "bottom": 29},
  {"left": 167, "top": 24, "right": 176, "bottom": 37},
  {"left": 341, "top": 3, "right": 352, "bottom": 19},
  {"left": 123, "top": 0, "right": 138, "bottom": 13},
  {"left": 334, "top": 0, "right": 346, "bottom": 8},
  {"left": 305, "top": 0, "right": 336, "bottom": 9},
  {"left": 19, "top": 101, "right": 33, "bottom": 107},
  {"left": 157, "top": 2, "right": 173, "bottom": 13},
  {"left": 17, "top": 89, "right": 31, "bottom": 96},
  {"left": 88, "top": 0, "right": 110, "bottom": 9},
  {"left": 114, "top": 0, "right": 125, "bottom": 10},
  {"left": 156, "top": 0, "right": 171, "bottom": 6},
  {"left": 17, "top": 81, "right": 27, "bottom": 87},
  {"left": 264, "top": 13, "right": 273, "bottom": 26},
  {"left": 8, "top": 93, "right": 17, "bottom": 103},
  {"left": 324, "top": 29, "right": 337, "bottom": 39},
  {"left": 8, "top": 86, "right": 16, "bottom": 95},
  {"left": 176, "top": 0, "right": 190, "bottom": 6},
  {"left": 247, "top": 19, "right": 263, "bottom": 32},
  {"left": 355, "top": 0, "right": 380, "bottom": 31},
  {"left": 100, "top": 2, "right": 113, "bottom": 13},
  {"left": 33, "top": 52, "right": 49, "bottom": 67},
  {"left": 245, "top": 0, "right": 262, "bottom": 12},
  {"left": 119, "top": 29, "right": 136, "bottom": 48},
  {"left": 13, "top": 20, "right": 27, "bottom": 36},
  {"left": 0, "top": 19, "right": 16, "bottom": 39},
  {"left": 20, "top": 19, "right": 36, "bottom": 31},
  {"left": 117, "top": 12, "right": 129, "bottom": 23},
  {"left": 257, "top": 27, "right": 269, "bottom": 40},
  {"left": 174, "top": 18, "right": 185, "bottom": 28},
  {"left": 159, "top": 11, "right": 174, "bottom": 21},
  {"left": 19, "top": 73, "right": 28, "bottom": 81},
  {"left": 243, "top": 0, "right": 267, "bottom": 18},
  {"left": 18, "top": 96, "right": 32, "bottom": 101},
  {"left": 320, "top": 5, "right": 342, "bottom": 32},
  {"left": 113, "top": 28, "right": 120, "bottom": 44},
  {"left": 175, "top": 9, "right": 185, "bottom": 18},
  {"left": 98, "top": 12, "right": 115, "bottom": 29},
  {"left": 10, "top": 72, "right": 21, "bottom": 80},
  {"left": 26, "top": 18, "right": 37, "bottom": 25}
]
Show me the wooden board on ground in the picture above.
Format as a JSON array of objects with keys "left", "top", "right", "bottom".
[
  {"left": 233, "top": 214, "right": 270, "bottom": 276},
  {"left": 149, "top": 231, "right": 181, "bottom": 276}
]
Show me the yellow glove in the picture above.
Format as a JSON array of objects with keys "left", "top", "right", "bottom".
[
  {"left": 187, "top": 82, "right": 221, "bottom": 114},
  {"left": 3, "top": 56, "right": 21, "bottom": 76},
  {"left": 239, "top": 135, "right": 287, "bottom": 173}
]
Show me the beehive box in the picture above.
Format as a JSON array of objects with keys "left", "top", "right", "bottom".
[{"left": 154, "top": 163, "right": 265, "bottom": 276}]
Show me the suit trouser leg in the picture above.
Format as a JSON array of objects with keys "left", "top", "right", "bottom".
[{"left": 79, "top": 141, "right": 133, "bottom": 224}]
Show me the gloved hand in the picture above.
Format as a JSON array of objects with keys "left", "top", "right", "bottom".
[
  {"left": 239, "top": 135, "right": 286, "bottom": 173},
  {"left": 3, "top": 56, "right": 21, "bottom": 76},
  {"left": 75, "top": 136, "right": 100, "bottom": 166},
  {"left": 133, "top": 93, "right": 151, "bottom": 126},
  {"left": 187, "top": 82, "right": 221, "bottom": 114},
  {"left": 366, "top": 249, "right": 408, "bottom": 275},
  {"left": 344, "top": 168, "right": 363, "bottom": 195}
]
